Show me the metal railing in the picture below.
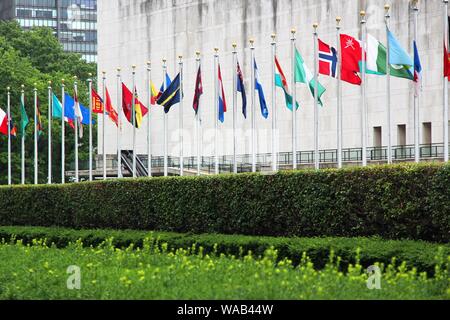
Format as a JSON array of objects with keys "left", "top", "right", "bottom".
[{"left": 69, "top": 143, "right": 447, "bottom": 175}]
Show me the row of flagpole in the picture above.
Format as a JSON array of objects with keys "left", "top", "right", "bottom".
[{"left": 3, "top": 1, "right": 449, "bottom": 184}]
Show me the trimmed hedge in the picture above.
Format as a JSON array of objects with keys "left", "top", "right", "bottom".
[
  {"left": 0, "top": 226, "right": 448, "bottom": 275},
  {"left": 0, "top": 163, "right": 449, "bottom": 241}
]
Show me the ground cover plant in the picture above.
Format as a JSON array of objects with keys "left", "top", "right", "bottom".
[{"left": 0, "top": 237, "right": 448, "bottom": 300}]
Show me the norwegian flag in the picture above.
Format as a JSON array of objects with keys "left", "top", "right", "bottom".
[{"left": 318, "top": 39, "right": 338, "bottom": 78}]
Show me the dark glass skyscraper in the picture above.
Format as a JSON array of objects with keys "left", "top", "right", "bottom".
[{"left": 0, "top": 0, "right": 97, "bottom": 62}]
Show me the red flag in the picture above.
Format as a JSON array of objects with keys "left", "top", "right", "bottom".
[
  {"left": 339, "top": 34, "right": 362, "bottom": 85},
  {"left": 445, "top": 45, "right": 450, "bottom": 79},
  {"left": 105, "top": 87, "right": 119, "bottom": 127},
  {"left": 192, "top": 65, "right": 203, "bottom": 114},
  {"left": 91, "top": 88, "right": 104, "bottom": 113},
  {"left": 121, "top": 83, "right": 148, "bottom": 128}
]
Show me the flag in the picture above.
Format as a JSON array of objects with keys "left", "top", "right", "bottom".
[
  {"left": 91, "top": 88, "right": 103, "bottom": 113},
  {"left": 105, "top": 88, "right": 119, "bottom": 127},
  {"left": 0, "top": 108, "right": 17, "bottom": 137},
  {"left": 121, "top": 83, "right": 149, "bottom": 128},
  {"left": 91, "top": 88, "right": 119, "bottom": 127},
  {"left": 73, "top": 85, "right": 83, "bottom": 138},
  {"left": 236, "top": 61, "right": 247, "bottom": 118},
  {"left": 388, "top": 30, "right": 413, "bottom": 67},
  {"left": 446, "top": 17, "right": 450, "bottom": 79},
  {"left": 254, "top": 59, "right": 269, "bottom": 119},
  {"left": 445, "top": 44, "right": 450, "bottom": 79},
  {"left": 52, "top": 93, "right": 72, "bottom": 127},
  {"left": 157, "top": 73, "right": 181, "bottom": 114},
  {"left": 20, "top": 94, "right": 29, "bottom": 138},
  {"left": 340, "top": 34, "right": 363, "bottom": 85},
  {"left": 63, "top": 94, "right": 94, "bottom": 126},
  {"left": 0, "top": 108, "right": 9, "bottom": 136},
  {"left": 150, "top": 81, "right": 159, "bottom": 105},
  {"left": 156, "top": 73, "right": 172, "bottom": 101},
  {"left": 366, "top": 34, "right": 413, "bottom": 80},
  {"left": 275, "top": 56, "right": 299, "bottom": 111},
  {"left": 192, "top": 66, "right": 203, "bottom": 114},
  {"left": 413, "top": 41, "right": 422, "bottom": 96},
  {"left": 36, "top": 97, "right": 43, "bottom": 137},
  {"left": 295, "top": 47, "right": 326, "bottom": 106},
  {"left": 218, "top": 64, "right": 227, "bottom": 123},
  {"left": 318, "top": 39, "right": 338, "bottom": 78}
]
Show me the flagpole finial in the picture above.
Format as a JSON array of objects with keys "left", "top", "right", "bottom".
[
  {"left": 249, "top": 39, "right": 254, "bottom": 48},
  {"left": 360, "top": 10, "right": 366, "bottom": 17},
  {"left": 34, "top": 82, "right": 37, "bottom": 88},
  {"left": 271, "top": 33, "right": 276, "bottom": 41},
  {"left": 232, "top": 42, "right": 237, "bottom": 49},
  {"left": 162, "top": 58, "right": 166, "bottom": 63},
  {"left": 48, "top": 80, "right": 52, "bottom": 86},
  {"left": 313, "top": 23, "right": 319, "bottom": 31},
  {"left": 117, "top": 67, "right": 121, "bottom": 72},
  {"left": 7, "top": 86, "right": 10, "bottom": 91},
  {"left": 384, "top": 4, "right": 390, "bottom": 12},
  {"left": 336, "top": 16, "right": 342, "bottom": 24},
  {"left": 214, "top": 47, "right": 219, "bottom": 54},
  {"left": 147, "top": 60, "right": 151, "bottom": 66},
  {"left": 291, "top": 28, "right": 296, "bottom": 40},
  {"left": 195, "top": 51, "right": 201, "bottom": 60}
]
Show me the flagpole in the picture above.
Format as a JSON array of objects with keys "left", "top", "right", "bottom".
[
  {"left": 385, "top": 4, "right": 392, "bottom": 165},
  {"left": 196, "top": 51, "right": 202, "bottom": 176},
  {"left": 413, "top": 1, "right": 420, "bottom": 163},
  {"left": 214, "top": 48, "right": 219, "bottom": 175},
  {"left": 88, "top": 74, "right": 93, "bottom": 181},
  {"left": 313, "top": 23, "right": 320, "bottom": 170},
  {"left": 336, "top": 17, "right": 343, "bottom": 169},
  {"left": 146, "top": 61, "right": 152, "bottom": 177},
  {"left": 271, "top": 34, "right": 278, "bottom": 172},
  {"left": 61, "top": 79, "right": 65, "bottom": 183},
  {"left": 163, "top": 58, "right": 168, "bottom": 177},
  {"left": 117, "top": 68, "right": 122, "bottom": 178},
  {"left": 48, "top": 81, "right": 52, "bottom": 184},
  {"left": 131, "top": 65, "right": 137, "bottom": 178},
  {"left": 232, "top": 43, "right": 238, "bottom": 174},
  {"left": 34, "top": 83, "right": 38, "bottom": 185},
  {"left": 7, "top": 86, "right": 11, "bottom": 185},
  {"left": 360, "top": 11, "right": 368, "bottom": 167},
  {"left": 291, "top": 29, "right": 298, "bottom": 170},
  {"left": 178, "top": 55, "right": 184, "bottom": 176},
  {"left": 250, "top": 39, "right": 256, "bottom": 173},
  {"left": 74, "top": 77, "right": 79, "bottom": 183},
  {"left": 21, "top": 85, "right": 25, "bottom": 185},
  {"left": 101, "top": 71, "right": 106, "bottom": 180},
  {"left": 444, "top": 0, "right": 449, "bottom": 162}
]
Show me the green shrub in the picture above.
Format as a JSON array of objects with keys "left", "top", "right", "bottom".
[
  {"left": 0, "top": 226, "right": 448, "bottom": 275},
  {"left": 0, "top": 163, "right": 449, "bottom": 241}
]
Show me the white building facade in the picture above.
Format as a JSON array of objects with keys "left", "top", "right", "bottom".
[{"left": 97, "top": 0, "right": 449, "bottom": 170}]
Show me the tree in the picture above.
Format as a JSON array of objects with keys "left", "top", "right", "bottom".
[{"left": 0, "top": 21, "right": 98, "bottom": 184}]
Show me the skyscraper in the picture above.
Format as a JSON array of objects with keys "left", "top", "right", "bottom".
[{"left": 0, "top": 0, "right": 97, "bottom": 62}]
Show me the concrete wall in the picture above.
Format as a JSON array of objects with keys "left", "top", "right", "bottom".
[{"left": 97, "top": 0, "right": 449, "bottom": 157}]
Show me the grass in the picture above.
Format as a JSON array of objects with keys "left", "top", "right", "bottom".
[{"left": 0, "top": 237, "right": 448, "bottom": 300}]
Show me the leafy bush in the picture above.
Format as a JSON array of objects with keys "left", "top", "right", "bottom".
[
  {"left": 1, "top": 226, "right": 448, "bottom": 275},
  {"left": 0, "top": 237, "right": 448, "bottom": 300},
  {"left": 0, "top": 163, "right": 449, "bottom": 241}
]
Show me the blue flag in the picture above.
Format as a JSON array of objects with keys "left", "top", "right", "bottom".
[
  {"left": 64, "top": 93, "right": 94, "bottom": 125},
  {"left": 157, "top": 73, "right": 181, "bottom": 113},
  {"left": 254, "top": 59, "right": 269, "bottom": 119},
  {"left": 388, "top": 30, "right": 413, "bottom": 66},
  {"left": 237, "top": 61, "right": 247, "bottom": 118}
]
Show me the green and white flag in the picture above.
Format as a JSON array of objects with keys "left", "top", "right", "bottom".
[
  {"left": 20, "top": 95, "right": 29, "bottom": 138},
  {"left": 366, "top": 34, "right": 414, "bottom": 80},
  {"left": 295, "top": 48, "right": 326, "bottom": 106}
]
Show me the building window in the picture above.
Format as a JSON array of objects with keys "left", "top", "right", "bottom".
[
  {"left": 373, "top": 127, "right": 382, "bottom": 147},
  {"left": 422, "top": 122, "right": 432, "bottom": 145},
  {"left": 397, "top": 124, "right": 406, "bottom": 146}
]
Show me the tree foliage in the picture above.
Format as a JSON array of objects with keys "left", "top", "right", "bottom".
[{"left": 0, "top": 21, "right": 97, "bottom": 184}]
